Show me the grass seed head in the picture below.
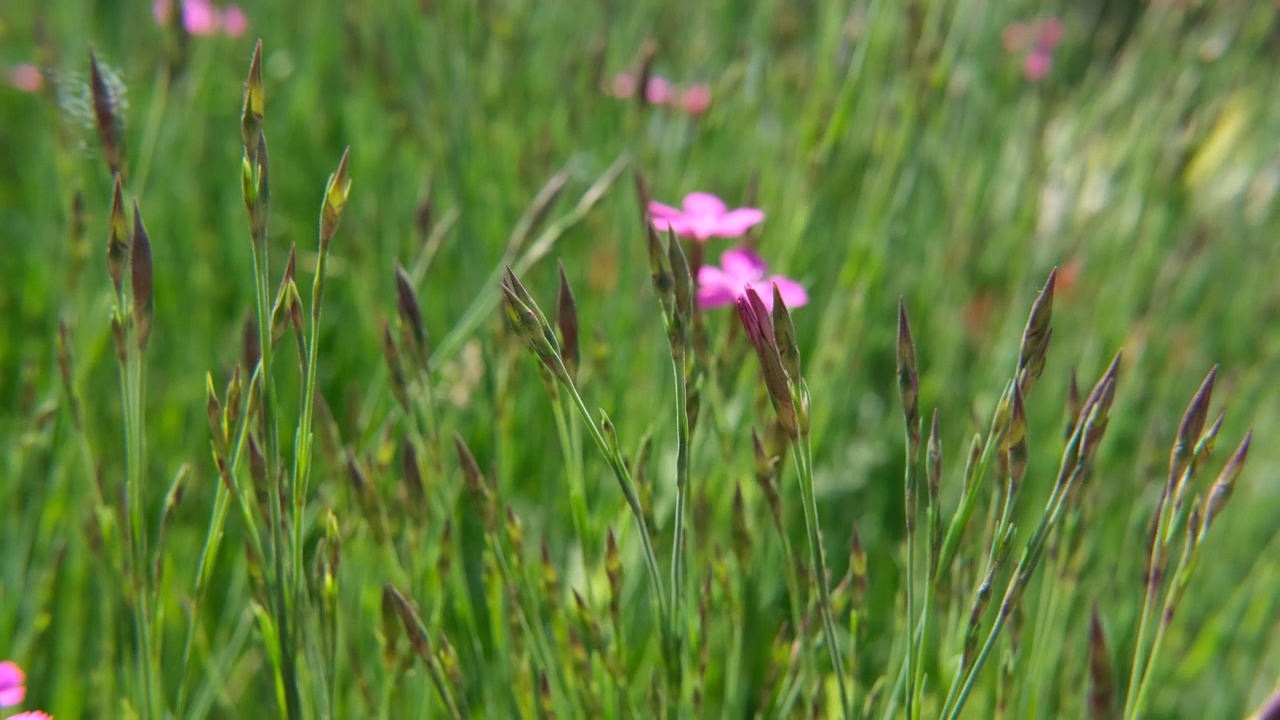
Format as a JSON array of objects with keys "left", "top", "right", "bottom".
[
  {"left": 1016, "top": 267, "right": 1056, "bottom": 384},
  {"left": 106, "top": 173, "right": 129, "bottom": 299},
  {"left": 241, "top": 40, "right": 264, "bottom": 155},
  {"left": 1171, "top": 365, "right": 1217, "bottom": 488},
  {"left": 130, "top": 200, "right": 153, "bottom": 352},
  {"left": 1008, "top": 384, "right": 1029, "bottom": 492},
  {"left": 321, "top": 147, "right": 352, "bottom": 249},
  {"left": 394, "top": 261, "right": 429, "bottom": 368},
  {"left": 1203, "top": 430, "right": 1251, "bottom": 533},
  {"left": 1065, "top": 367, "right": 1082, "bottom": 442},
  {"left": 89, "top": 50, "right": 127, "bottom": 178},
  {"left": 926, "top": 408, "right": 941, "bottom": 501},
  {"left": 401, "top": 438, "right": 426, "bottom": 520},
  {"left": 897, "top": 297, "right": 921, "bottom": 462},
  {"left": 556, "top": 260, "right": 579, "bottom": 380},
  {"left": 206, "top": 372, "right": 226, "bottom": 454}
]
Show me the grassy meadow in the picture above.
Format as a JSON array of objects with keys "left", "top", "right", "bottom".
[{"left": 2, "top": 0, "right": 1280, "bottom": 717}]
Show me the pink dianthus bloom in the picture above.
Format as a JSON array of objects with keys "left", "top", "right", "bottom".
[
  {"left": 697, "top": 247, "right": 808, "bottom": 311},
  {"left": 0, "top": 660, "right": 26, "bottom": 706},
  {"left": 648, "top": 192, "right": 763, "bottom": 241},
  {"left": 10, "top": 712, "right": 53, "bottom": 719}
]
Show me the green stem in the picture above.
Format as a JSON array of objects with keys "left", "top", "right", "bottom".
[
  {"left": 1123, "top": 493, "right": 1172, "bottom": 720},
  {"left": 669, "top": 344, "right": 692, "bottom": 695},
  {"left": 558, "top": 371, "right": 670, "bottom": 660},
  {"left": 292, "top": 245, "right": 329, "bottom": 611},
  {"left": 792, "top": 426, "right": 850, "bottom": 715},
  {"left": 904, "top": 462, "right": 918, "bottom": 720}
]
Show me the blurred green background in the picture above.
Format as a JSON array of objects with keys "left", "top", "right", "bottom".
[{"left": 2, "top": 0, "right": 1279, "bottom": 717}]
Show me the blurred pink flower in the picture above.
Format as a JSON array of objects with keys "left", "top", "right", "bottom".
[
  {"left": 1003, "top": 17, "right": 1062, "bottom": 81},
  {"left": 1024, "top": 49, "right": 1052, "bottom": 81},
  {"left": 0, "top": 660, "right": 25, "bottom": 706},
  {"left": 9, "top": 64, "right": 43, "bottom": 93},
  {"left": 153, "top": 0, "right": 247, "bottom": 37},
  {"left": 680, "top": 84, "right": 711, "bottom": 114},
  {"left": 697, "top": 247, "right": 808, "bottom": 310},
  {"left": 9, "top": 713, "right": 53, "bottom": 720},
  {"left": 222, "top": 5, "right": 248, "bottom": 37},
  {"left": 645, "top": 76, "right": 674, "bottom": 104},
  {"left": 649, "top": 192, "right": 764, "bottom": 241}
]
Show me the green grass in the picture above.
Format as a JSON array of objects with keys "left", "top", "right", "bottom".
[{"left": 2, "top": 0, "right": 1280, "bottom": 717}]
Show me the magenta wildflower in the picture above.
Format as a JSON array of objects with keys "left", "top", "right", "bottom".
[
  {"left": 8, "top": 64, "right": 42, "bottom": 93},
  {"left": 0, "top": 660, "right": 25, "bottom": 706},
  {"left": 153, "top": 0, "right": 247, "bottom": 37},
  {"left": 10, "top": 713, "right": 53, "bottom": 720},
  {"left": 1003, "top": 17, "right": 1063, "bottom": 81},
  {"left": 648, "top": 192, "right": 764, "bottom": 241},
  {"left": 697, "top": 247, "right": 808, "bottom": 311}
]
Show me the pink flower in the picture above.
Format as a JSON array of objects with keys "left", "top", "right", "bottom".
[
  {"left": 153, "top": 0, "right": 247, "bottom": 37},
  {"left": 649, "top": 192, "right": 764, "bottom": 241},
  {"left": 1003, "top": 17, "right": 1062, "bottom": 81},
  {"left": 222, "top": 5, "right": 248, "bottom": 37},
  {"left": 680, "top": 84, "right": 711, "bottom": 114},
  {"left": 1023, "top": 49, "right": 1052, "bottom": 81},
  {"left": 697, "top": 247, "right": 808, "bottom": 311},
  {"left": 0, "top": 660, "right": 25, "bottom": 706},
  {"left": 10, "top": 713, "right": 53, "bottom": 720},
  {"left": 645, "top": 76, "right": 674, "bottom": 104},
  {"left": 9, "top": 64, "right": 43, "bottom": 93}
]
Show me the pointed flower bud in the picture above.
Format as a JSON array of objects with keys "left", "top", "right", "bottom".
[
  {"left": 739, "top": 286, "right": 797, "bottom": 439},
  {"left": 89, "top": 50, "right": 126, "bottom": 178},
  {"left": 1016, "top": 268, "right": 1056, "bottom": 387},
  {"left": 107, "top": 173, "right": 129, "bottom": 300},
  {"left": 241, "top": 40, "right": 265, "bottom": 156},
  {"left": 130, "top": 200, "right": 154, "bottom": 352},
  {"left": 1171, "top": 366, "right": 1217, "bottom": 490},
  {"left": 897, "top": 298, "right": 921, "bottom": 464},
  {"left": 772, "top": 282, "right": 801, "bottom": 382},
  {"left": 320, "top": 147, "right": 352, "bottom": 249},
  {"left": 1202, "top": 430, "right": 1251, "bottom": 533},
  {"left": 556, "top": 260, "right": 580, "bottom": 380},
  {"left": 395, "top": 261, "right": 429, "bottom": 368}
]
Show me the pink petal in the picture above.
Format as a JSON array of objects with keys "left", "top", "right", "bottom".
[
  {"left": 9, "top": 713, "right": 52, "bottom": 720},
  {"left": 183, "top": 0, "right": 220, "bottom": 35},
  {"left": 681, "top": 84, "right": 711, "bottom": 114},
  {"left": 647, "top": 201, "right": 683, "bottom": 220},
  {"left": 696, "top": 264, "right": 746, "bottom": 308},
  {"left": 0, "top": 661, "right": 25, "bottom": 706},
  {"left": 708, "top": 208, "right": 764, "bottom": 237},
  {"left": 1023, "top": 49, "right": 1051, "bottom": 81},
  {"left": 645, "top": 76, "right": 674, "bottom": 104},
  {"left": 766, "top": 276, "right": 809, "bottom": 308},
  {"left": 719, "top": 247, "right": 767, "bottom": 283},
  {"left": 681, "top": 192, "right": 727, "bottom": 218},
  {"left": 222, "top": 6, "right": 248, "bottom": 37},
  {"left": 650, "top": 216, "right": 695, "bottom": 237}
]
